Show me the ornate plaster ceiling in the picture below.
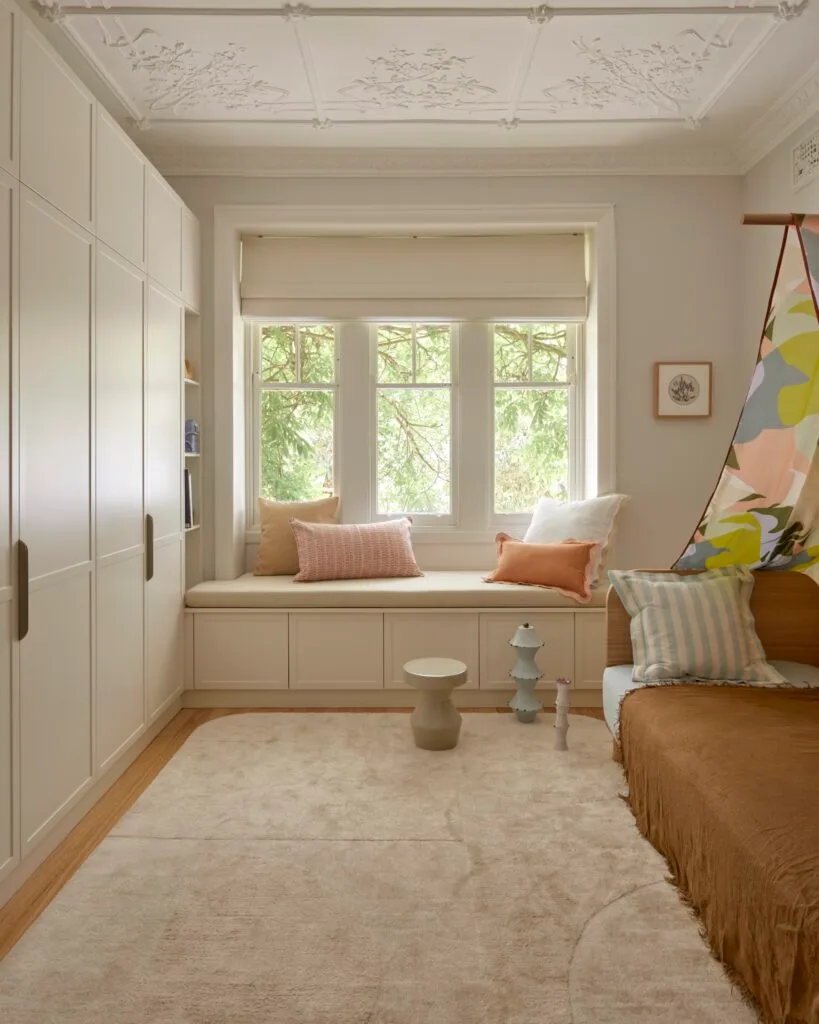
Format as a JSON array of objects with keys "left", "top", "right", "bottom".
[{"left": 30, "top": 0, "right": 819, "bottom": 170}]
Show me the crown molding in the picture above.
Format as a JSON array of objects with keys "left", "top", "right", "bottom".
[
  {"left": 146, "top": 143, "right": 742, "bottom": 178},
  {"left": 36, "top": 1, "right": 794, "bottom": 19},
  {"left": 736, "top": 57, "right": 819, "bottom": 172}
]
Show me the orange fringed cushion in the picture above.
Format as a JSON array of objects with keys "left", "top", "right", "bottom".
[{"left": 484, "top": 534, "right": 600, "bottom": 604}]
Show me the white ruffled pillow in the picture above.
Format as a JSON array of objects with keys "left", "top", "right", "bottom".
[{"left": 523, "top": 494, "right": 627, "bottom": 586}]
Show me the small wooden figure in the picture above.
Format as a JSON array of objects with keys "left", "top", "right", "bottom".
[{"left": 555, "top": 678, "right": 571, "bottom": 750}]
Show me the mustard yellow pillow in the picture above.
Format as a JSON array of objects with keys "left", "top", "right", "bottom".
[
  {"left": 484, "top": 534, "right": 600, "bottom": 604},
  {"left": 254, "top": 496, "right": 340, "bottom": 575}
]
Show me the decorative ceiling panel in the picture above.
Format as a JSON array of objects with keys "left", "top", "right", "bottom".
[
  {"left": 69, "top": 15, "right": 314, "bottom": 119},
  {"left": 32, "top": 0, "right": 819, "bottom": 159},
  {"left": 306, "top": 18, "right": 529, "bottom": 119},
  {"left": 521, "top": 14, "right": 775, "bottom": 121}
]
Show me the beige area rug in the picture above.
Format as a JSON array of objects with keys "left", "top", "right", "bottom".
[{"left": 0, "top": 713, "right": 758, "bottom": 1024}]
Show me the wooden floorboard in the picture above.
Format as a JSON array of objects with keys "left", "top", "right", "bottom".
[{"left": 0, "top": 704, "right": 604, "bottom": 960}]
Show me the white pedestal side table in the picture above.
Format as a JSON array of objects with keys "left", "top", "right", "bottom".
[{"left": 404, "top": 657, "right": 468, "bottom": 751}]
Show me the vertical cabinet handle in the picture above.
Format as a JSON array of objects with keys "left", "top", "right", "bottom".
[
  {"left": 145, "top": 514, "right": 154, "bottom": 582},
  {"left": 17, "top": 540, "right": 29, "bottom": 641}
]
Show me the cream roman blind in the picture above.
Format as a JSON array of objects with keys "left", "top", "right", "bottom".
[{"left": 240, "top": 234, "right": 587, "bottom": 319}]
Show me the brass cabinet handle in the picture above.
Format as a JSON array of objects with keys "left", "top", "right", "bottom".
[
  {"left": 17, "top": 540, "right": 29, "bottom": 641},
  {"left": 145, "top": 514, "right": 154, "bottom": 582}
]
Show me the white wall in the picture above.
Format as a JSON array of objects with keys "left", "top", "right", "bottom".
[
  {"left": 169, "top": 172, "right": 745, "bottom": 573},
  {"left": 743, "top": 115, "right": 819, "bottom": 382}
]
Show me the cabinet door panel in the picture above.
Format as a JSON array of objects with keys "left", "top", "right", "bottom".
[
  {"left": 0, "top": 600, "right": 11, "bottom": 880},
  {"left": 181, "top": 207, "right": 200, "bottom": 313},
  {"left": 20, "top": 29, "right": 92, "bottom": 228},
  {"left": 21, "top": 571, "right": 92, "bottom": 852},
  {"left": 97, "top": 554, "right": 144, "bottom": 769},
  {"left": 385, "top": 612, "right": 478, "bottom": 690},
  {"left": 0, "top": 172, "right": 12, "bottom": 591},
  {"left": 146, "top": 537, "right": 183, "bottom": 719},
  {"left": 194, "top": 613, "right": 288, "bottom": 690},
  {"left": 574, "top": 613, "right": 606, "bottom": 691},
  {"left": 0, "top": 0, "right": 17, "bottom": 175},
  {"left": 19, "top": 190, "right": 91, "bottom": 579},
  {"left": 479, "top": 613, "right": 574, "bottom": 690},
  {"left": 289, "top": 613, "right": 383, "bottom": 689},
  {"left": 96, "top": 109, "right": 145, "bottom": 268},
  {"left": 147, "top": 171, "right": 181, "bottom": 295},
  {"left": 97, "top": 248, "right": 144, "bottom": 559},
  {"left": 0, "top": 174, "right": 12, "bottom": 880},
  {"left": 146, "top": 284, "right": 182, "bottom": 541}
]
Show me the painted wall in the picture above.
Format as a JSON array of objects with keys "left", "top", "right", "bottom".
[
  {"left": 168, "top": 172, "right": 745, "bottom": 573},
  {"left": 743, "top": 114, "right": 819, "bottom": 380}
]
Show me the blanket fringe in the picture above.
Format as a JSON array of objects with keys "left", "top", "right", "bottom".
[{"left": 617, "top": 761, "right": 766, "bottom": 1023}]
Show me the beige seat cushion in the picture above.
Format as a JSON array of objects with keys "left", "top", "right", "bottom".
[
  {"left": 186, "top": 571, "right": 608, "bottom": 609},
  {"left": 254, "top": 495, "right": 340, "bottom": 576}
]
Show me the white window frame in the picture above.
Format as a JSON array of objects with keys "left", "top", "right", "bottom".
[
  {"left": 370, "top": 322, "right": 458, "bottom": 528},
  {"left": 246, "top": 318, "right": 584, "bottom": 534},
  {"left": 247, "top": 321, "right": 340, "bottom": 524},
  {"left": 491, "top": 321, "right": 584, "bottom": 533}
]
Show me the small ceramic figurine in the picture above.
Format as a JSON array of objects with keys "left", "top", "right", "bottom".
[{"left": 508, "top": 622, "right": 544, "bottom": 723}]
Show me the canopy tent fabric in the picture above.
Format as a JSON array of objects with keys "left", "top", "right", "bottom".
[{"left": 676, "top": 215, "right": 819, "bottom": 577}]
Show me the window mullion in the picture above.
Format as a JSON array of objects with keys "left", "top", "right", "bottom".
[{"left": 458, "top": 321, "right": 492, "bottom": 532}]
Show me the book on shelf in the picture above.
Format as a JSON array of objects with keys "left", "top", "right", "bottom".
[{"left": 184, "top": 468, "right": 193, "bottom": 529}]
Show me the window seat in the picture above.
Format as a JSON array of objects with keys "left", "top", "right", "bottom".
[{"left": 185, "top": 571, "right": 608, "bottom": 610}]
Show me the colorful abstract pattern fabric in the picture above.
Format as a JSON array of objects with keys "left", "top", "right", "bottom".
[{"left": 676, "top": 215, "right": 819, "bottom": 577}]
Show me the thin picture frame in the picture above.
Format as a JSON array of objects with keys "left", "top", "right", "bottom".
[{"left": 654, "top": 362, "right": 712, "bottom": 418}]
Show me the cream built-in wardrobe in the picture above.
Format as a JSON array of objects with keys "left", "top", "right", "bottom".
[{"left": 0, "top": 3, "right": 200, "bottom": 903}]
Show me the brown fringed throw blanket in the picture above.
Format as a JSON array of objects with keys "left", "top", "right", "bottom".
[{"left": 620, "top": 684, "right": 819, "bottom": 1024}]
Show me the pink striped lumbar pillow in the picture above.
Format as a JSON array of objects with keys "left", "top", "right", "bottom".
[{"left": 289, "top": 517, "right": 423, "bottom": 582}]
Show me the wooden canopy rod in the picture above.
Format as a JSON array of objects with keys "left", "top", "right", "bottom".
[{"left": 742, "top": 214, "right": 801, "bottom": 226}]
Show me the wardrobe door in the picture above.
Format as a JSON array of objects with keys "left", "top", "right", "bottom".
[
  {"left": 96, "top": 246, "right": 145, "bottom": 770},
  {"left": 18, "top": 188, "right": 92, "bottom": 853},
  {"left": 0, "top": 0, "right": 18, "bottom": 176},
  {"left": 20, "top": 27, "right": 93, "bottom": 230},
  {"left": 0, "top": 170, "right": 14, "bottom": 882},
  {"left": 145, "top": 283, "right": 183, "bottom": 719}
]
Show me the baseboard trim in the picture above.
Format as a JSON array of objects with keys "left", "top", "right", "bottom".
[
  {"left": 182, "top": 688, "right": 603, "bottom": 709},
  {"left": 0, "top": 700, "right": 188, "bottom": 950}
]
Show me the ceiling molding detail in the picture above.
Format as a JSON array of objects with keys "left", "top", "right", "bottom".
[
  {"left": 736, "top": 57, "right": 819, "bottom": 171},
  {"left": 36, "top": 2, "right": 802, "bottom": 19},
  {"left": 29, "top": 0, "right": 816, "bottom": 157},
  {"left": 145, "top": 142, "right": 742, "bottom": 178},
  {"left": 540, "top": 32, "right": 734, "bottom": 116},
  {"left": 338, "top": 47, "right": 497, "bottom": 110},
  {"left": 97, "top": 23, "right": 290, "bottom": 113}
]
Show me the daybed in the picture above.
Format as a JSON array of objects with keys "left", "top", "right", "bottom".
[{"left": 604, "top": 570, "right": 819, "bottom": 1024}]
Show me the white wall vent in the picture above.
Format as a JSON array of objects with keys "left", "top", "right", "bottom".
[{"left": 793, "top": 129, "right": 819, "bottom": 192}]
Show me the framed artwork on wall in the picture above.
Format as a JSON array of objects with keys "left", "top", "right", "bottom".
[{"left": 654, "top": 362, "right": 712, "bottom": 418}]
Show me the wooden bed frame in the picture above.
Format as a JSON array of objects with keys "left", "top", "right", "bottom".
[{"left": 605, "top": 569, "right": 819, "bottom": 761}]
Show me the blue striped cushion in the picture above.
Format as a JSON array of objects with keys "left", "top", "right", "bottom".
[{"left": 607, "top": 567, "right": 786, "bottom": 684}]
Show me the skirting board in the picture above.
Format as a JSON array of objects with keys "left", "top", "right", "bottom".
[
  {"left": 0, "top": 700, "right": 182, "bottom": 911},
  {"left": 182, "top": 689, "right": 603, "bottom": 709}
]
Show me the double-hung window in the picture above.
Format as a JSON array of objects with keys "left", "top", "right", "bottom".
[
  {"left": 252, "top": 323, "right": 337, "bottom": 503},
  {"left": 248, "top": 319, "right": 582, "bottom": 530},
  {"left": 492, "top": 322, "right": 579, "bottom": 517},
  {"left": 375, "top": 324, "right": 454, "bottom": 522}
]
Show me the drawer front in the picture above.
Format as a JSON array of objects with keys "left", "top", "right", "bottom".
[
  {"left": 384, "top": 612, "right": 479, "bottom": 690},
  {"left": 574, "top": 612, "right": 606, "bottom": 691},
  {"left": 289, "top": 613, "right": 383, "bottom": 689},
  {"left": 479, "top": 612, "right": 574, "bottom": 691},
  {"left": 194, "top": 612, "right": 288, "bottom": 690}
]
